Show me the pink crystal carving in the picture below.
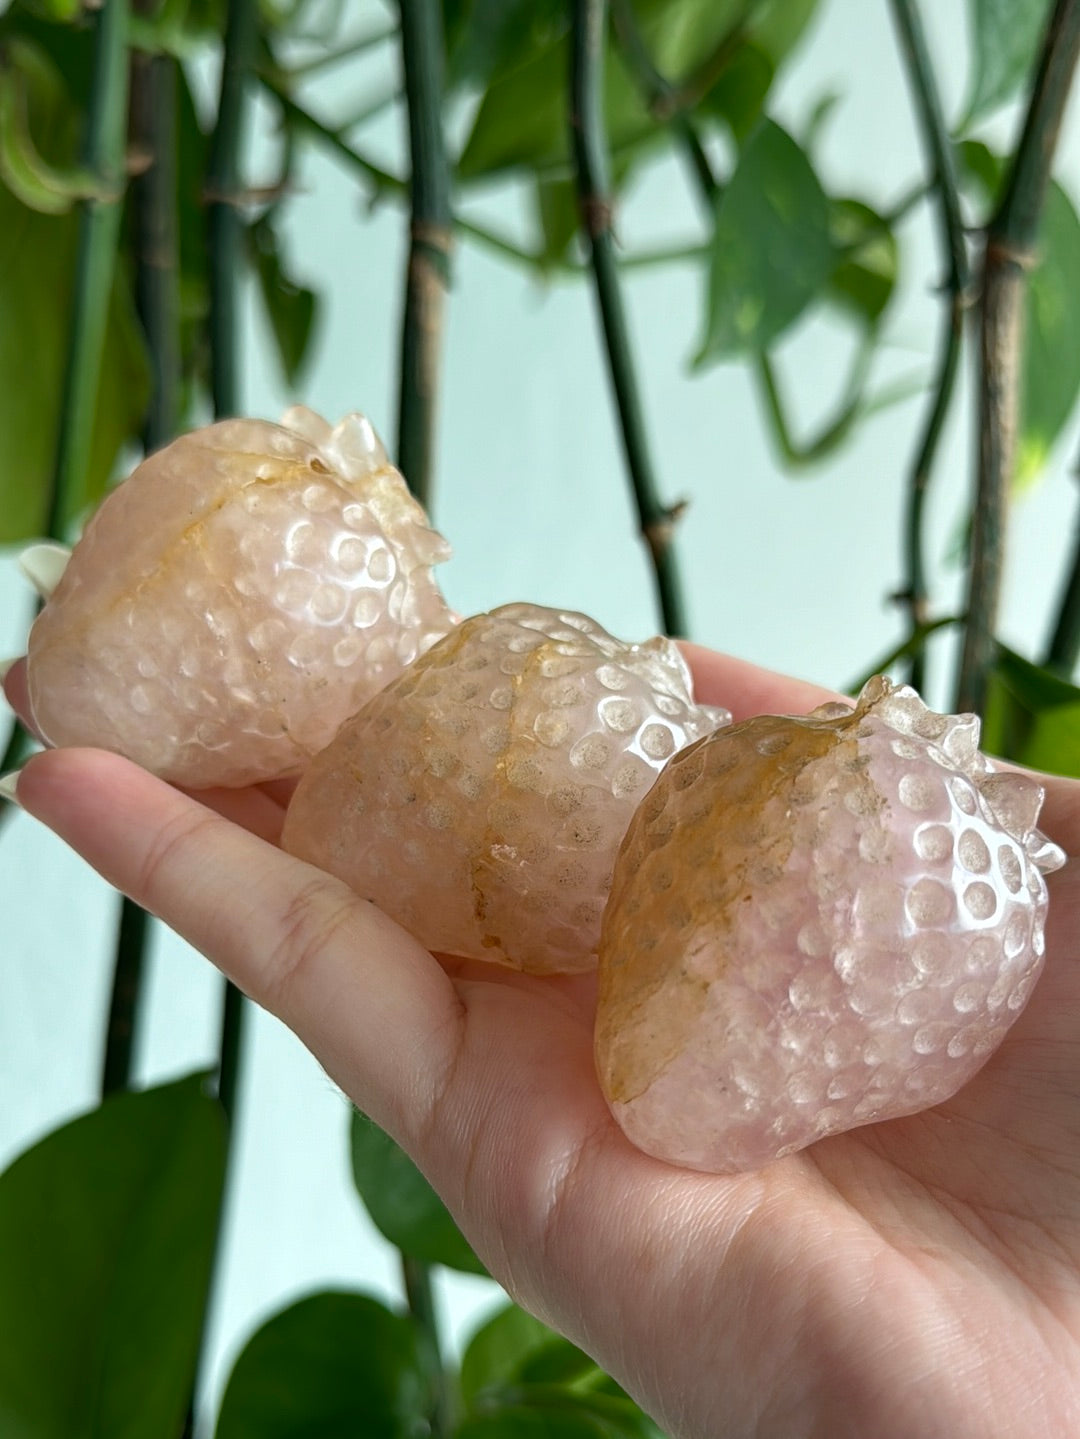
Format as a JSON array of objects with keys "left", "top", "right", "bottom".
[
  {"left": 595, "top": 677, "right": 1065, "bottom": 1174},
  {"left": 26, "top": 408, "right": 454, "bottom": 787},
  {"left": 282, "top": 602, "right": 730, "bottom": 974}
]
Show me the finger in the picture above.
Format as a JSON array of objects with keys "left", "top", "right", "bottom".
[
  {"left": 12, "top": 746, "right": 463, "bottom": 1140},
  {"left": 679, "top": 644, "right": 842, "bottom": 721},
  {"left": 1025, "top": 769, "right": 1080, "bottom": 858},
  {"left": 185, "top": 783, "right": 290, "bottom": 845},
  {"left": 2, "top": 657, "right": 37, "bottom": 738},
  {"left": 4, "top": 656, "right": 289, "bottom": 842}
]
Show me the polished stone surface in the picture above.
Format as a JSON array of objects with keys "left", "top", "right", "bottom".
[
  {"left": 596, "top": 677, "right": 1065, "bottom": 1172},
  {"left": 282, "top": 602, "right": 730, "bottom": 973},
  {"left": 27, "top": 409, "right": 454, "bottom": 787}
]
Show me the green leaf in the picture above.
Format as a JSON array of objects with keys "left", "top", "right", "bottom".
[
  {"left": 0, "top": 38, "right": 148, "bottom": 541},
  {"left": 955, "top": 137, "right": 1006, "bottom": 206},
  {"left": 984, "top": 646, "right": 1080, "bottom": 775},
  {"left": 0, "top": 1075, "right": 226, "bottom": 1439},
  {"left": 457, "top": 30, "right": 652, "bottom": 181},
  {"left": 747, "top": 0, "right": 820, "bottom": 66},
  {"left": 0, "top": 52, "right": 100, "bottom": 213},
  {"left": 696, "top": 118, "right": 833, "bottom": 361},
  {"left": 349, "top": 1109, "right": 486, "bottom": 1275},
  {"left": 1017, "top": 181, "right": 1080, "bottom": 487},
  {"left": 826, "top": 198, "right": 898, "bottom": 327},
  {"left": 697, "top": 40, "right": 773, "bottom": 139},
  {"left": 456, "top": 0, "right": 751, "bottom": 182},
  {"left": 461, "top": 1304, "right": 569, "bottom": 1406},
  {"left": 460, "top": 1386, "right": 665, "bottom": 1439},
  {"left": 250, "top": 213, "right": 320, "bottom": 387},
  {"left": 519, "top": 1338, "right": 600, "bottom": 1387},
  {"left": 444, "top": 0, "right": 565, "bottom": 92},
  {"left": 215, "top": 1291, "right": 427, "bottom": 1439},
  {"left": 13, "top": 0, "right": 82, "bottom": 21},
  {"left": 533, "top": 173, "right": 580, "bottom": 268},
  {"left": 962, "top": 0, "right": 1054, "bottom": 127}
]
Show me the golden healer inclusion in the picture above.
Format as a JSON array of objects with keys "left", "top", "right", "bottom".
[
  {"left": 595, "top": 678, "right": 1065, "bottom": 1173},
  {"left": 282, "top": 603, "right": 730, "bottom": 973},
  {"left": 26, "top": 409, "right": 454, "bottom": 787}
]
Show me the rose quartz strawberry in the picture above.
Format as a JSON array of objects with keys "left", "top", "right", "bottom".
[
  {"left": 26, "top": 408, "right": 454, "bottom": 787},
  {"left": 595, "top": 676, "right": 1065, "bottom": 1173},
  {"left": 282, "top": 602, "right": 729, "bottom": 973}
]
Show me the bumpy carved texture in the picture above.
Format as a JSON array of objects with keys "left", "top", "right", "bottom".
[
  {"left": 595, "top": 677, "right": 1065, "bottom": 1174},
  {"left": 282, "top": 602, "right": 730, "bottom": 974},
  {"left": 26, "top": 408, "right": 454, "bottom": 787}
]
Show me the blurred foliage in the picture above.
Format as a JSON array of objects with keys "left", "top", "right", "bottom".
[
  {"left": 3, "top": 0, "right": 1080, "bottom": 1435},
  {"left": 0, "top": 1077, "right": 225, "bottom": 1437}
]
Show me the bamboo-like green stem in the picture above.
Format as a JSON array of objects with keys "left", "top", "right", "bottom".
[
  {"left": 46, "top": 0, "right": 129, "bottom": 541},
  {"left": 395, "top": 0, "right": 453, "bottom": 507},
  {"left": 100, "top": 902, "right": 150, "bottom": 1095},
  {"left": 182, "top": 8, "right": 258, "bottom": 1429},
  {"left": 956, "top": 0, "right": 1080, "bottom": 714},
  {"left": 887, "top": 0, "right": 970, "bottom": 693},
  {"left": 131, "top": 47, "right": 180, "bottom": 450},
  {"left": 100, "top": 38, "right": 183, "bottom": 1099},
  {"left": 570, "top": 0, "right": 687, "bottom": 636},
  {"left": 206, "top": 0, "right": 258, "bottom": 418},
  {"left": 402, "top": 1255, "right": 454, "bottom": 1437},
  {"left": 393, "top": 6, "right": 453, "bottom": 1432}
]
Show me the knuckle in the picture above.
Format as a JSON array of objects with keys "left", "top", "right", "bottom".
[
  {"left": 134, "top": 807, "right": 219, "bottom": 903},
  {"left": 262, "top": 873, "right": 358, "bottom": 1014}
]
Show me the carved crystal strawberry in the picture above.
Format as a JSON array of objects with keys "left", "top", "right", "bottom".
[
  {"left": 282, "top": 602, "right": 730, "bottom": 974},
  {"left": 25, "top": 408, "right": 454, "bottom": 787},
  {"left": 595, "top": 677, "right": 1065, "bottom": 1173}
]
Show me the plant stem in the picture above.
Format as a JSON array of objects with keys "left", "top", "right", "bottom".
[
  {"left": 887, "top": 0, "right": 970, "bottom": 693},
  {"left": 131, "top": 45, "right": 180, "bottom": 450},
  {"left": 845, "top": 615, "right": 961, "bottom": 696},
  {"left": 570, "top": 0, "right": 687, "bottom": 636},
  {"left": 182, "top": 7, "right": 257, "bottom": 1429},
  {"left": 392, "top": 7, "right": 453, "bottom": 1433},
  {"left": 0, "top": 2, "right": 129, "bottom": 834},
  {"left": 402, "top": 1255, "right": 454, "bottom": 1436},
  {"left": 46, "top": 0, "right": 129, "bottom": 541},
  {"left": 395, "top": 0, "right": 452, "bottom": 508},
  {"left": 286, "top": 21, "right": 398, "bottom": 78},
  {"left": 609, "top": 0, "right": 719, "bottom": 204},
  {"left": 956, "top": 0, "right": 1080, "bottom": 714},
  {"left": 206, "top": 0, "right": 258, "bottom": 417},
  {"left": 754, "top": 339, "right": 876, "bottom": 468},
  {"left": 99, "top": 35, "right": 183, "bottom": 1100},
  {"left": 100, "top": 902, "right": 150, "bottom": 1095}
]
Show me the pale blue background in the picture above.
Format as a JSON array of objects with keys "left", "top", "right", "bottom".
[{"left": 2, "top": 1, "right": 1079, "bottom": 1425}]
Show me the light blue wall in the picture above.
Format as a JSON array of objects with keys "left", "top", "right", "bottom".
[{"left": 3, "top": 1, "right": 1079, "bottom": 1424}]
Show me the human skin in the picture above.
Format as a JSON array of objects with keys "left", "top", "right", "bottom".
[{"left": 5, "top": 649, "right": 1080, "bottom": 1439}]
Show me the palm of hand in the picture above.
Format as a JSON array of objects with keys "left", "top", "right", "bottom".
[{"left": 416, "top": 850, "right": 1080, "bottom": 1439}]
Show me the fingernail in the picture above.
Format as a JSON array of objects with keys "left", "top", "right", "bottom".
[
  {"left": 0, "top": 770, "right": 22, "bottom": 805},
  {"left": 0, "top": 657, "right": 16, "bottom": 681},
  {"left": 18, "top": 542, "right": 71, "bottom": 599}
]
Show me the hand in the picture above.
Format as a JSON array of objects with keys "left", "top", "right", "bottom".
[{"left": 5, "top": 652, "right": 1080, "bottom": 1439}]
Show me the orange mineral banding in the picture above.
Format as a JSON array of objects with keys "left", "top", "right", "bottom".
[
  {"left": 596, "top": 677, "right": 1065, "bottom": 1174},
  {"left": 282, "top": 602, "right": 730, "bottom": 974},
  {"left": 26, "top": 408, "right": 454, "bottom": 788}
]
